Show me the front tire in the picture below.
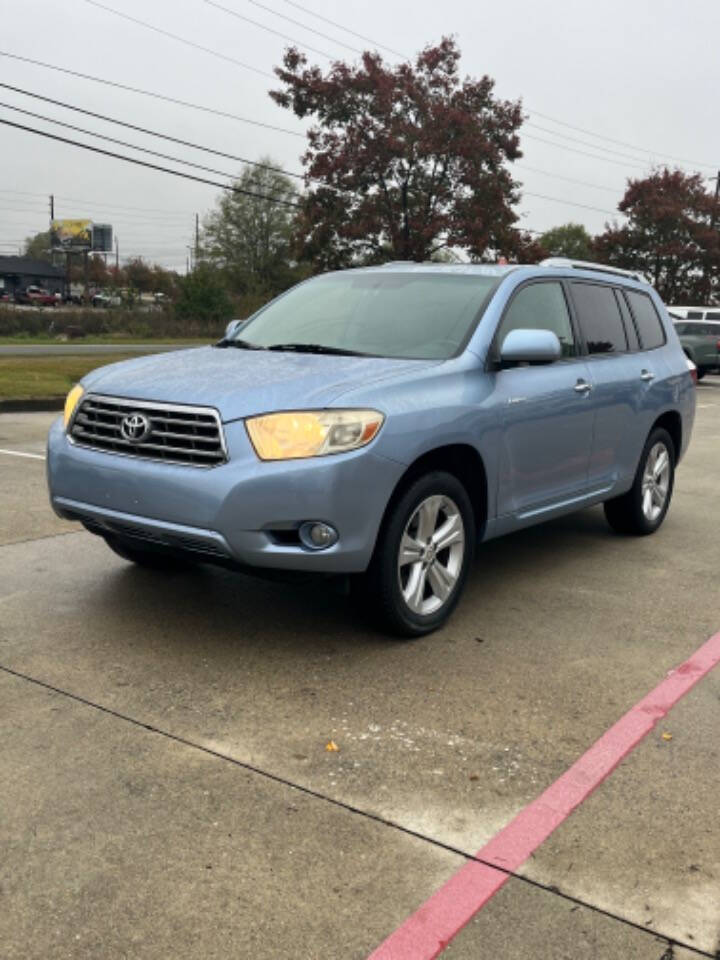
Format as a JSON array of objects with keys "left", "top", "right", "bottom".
[
  {"left": 365, "top": 471, "right": 475, "bottom": 637},
  {"left": 604, "top": 428, "right": 675, "bottom": 536}
]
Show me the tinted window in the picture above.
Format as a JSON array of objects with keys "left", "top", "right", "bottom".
[
  {"left": 496, "top": 281, "right": 576, "bottom": 358},
  {"left": 673, "top": 323, "right": 687, "bottom": 335},
  {"left": 571, "top": 282, "right": 628, "bottom": 354},
  {"left": 626, "top": 291, "right": 666, "bottom": 350},
  {"left": 615, "top": 289, "right": 639, "bottom": 350},
  {"left": 687, "top": 310, "right": 703, "bottom": 319},
  {"left": 707, "top": 312, "right": 720, "bottom": 320},
  {"left": 239, "top": 272, "right": 500, "bottom": 360}
]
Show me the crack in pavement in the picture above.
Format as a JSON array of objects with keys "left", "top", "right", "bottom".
[
  {"left": 0, "top": 529, "right": 82, "bottom": 549},
  {"left": 0, "top": 663, "right": 714, "bottom": 958}
]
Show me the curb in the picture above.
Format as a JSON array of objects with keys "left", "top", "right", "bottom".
[{"left": 0, "top": 397, "right": 64, "bottom": 414}]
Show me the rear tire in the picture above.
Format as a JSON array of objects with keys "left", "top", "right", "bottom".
[
  {"left": 104, "top": 535, "right": 195, "bottom": 571},
  {"left": 363, "top": 471, "right": 475, "bottom": 638},
  {"left": 604, "top": 427, "right": 675, "bottom": 536}
]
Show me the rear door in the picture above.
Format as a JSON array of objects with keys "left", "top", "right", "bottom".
[
  {"left": 568, "top": 281, "right": 641, "bottom": 492},
  {"left": 493, "top": 279, "right": 594, "bottom": 518}
]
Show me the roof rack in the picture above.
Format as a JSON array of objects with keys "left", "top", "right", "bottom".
[{"left": 540, "top": 257, "right": 649, "bottom": 284}]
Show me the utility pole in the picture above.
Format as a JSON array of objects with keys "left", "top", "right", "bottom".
[
  {"left": 704, "top": 170, "right": 720, "bottom": 304},
  {"left": 49, "top": 195, "right": 55, "bottom": 268},
  {"left": 195, "top": 213, "right": 200, "bottom": 269}
]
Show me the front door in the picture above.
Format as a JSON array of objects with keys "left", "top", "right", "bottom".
[{"left": 493, "top": 280, "right": 595, "bottom": 517}]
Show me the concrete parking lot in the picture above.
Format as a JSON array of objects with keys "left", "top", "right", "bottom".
[{"left": 1, "top": 384, "right": 719, "bottom": 959}]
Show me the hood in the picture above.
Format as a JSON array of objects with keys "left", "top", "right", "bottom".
[{"left": 82, "top": 346, "right": 437, "bottom": 422}]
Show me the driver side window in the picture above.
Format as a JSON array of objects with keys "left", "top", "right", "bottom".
[{"left": 497, "top": 281, "right": 577, "bottom": 358}]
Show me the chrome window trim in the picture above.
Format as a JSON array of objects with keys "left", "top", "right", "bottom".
[{"left": 67, "top": 393, "right": 228, "bottom": 468}]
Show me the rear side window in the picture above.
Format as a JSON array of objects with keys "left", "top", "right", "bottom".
[
  {"left": 496, "top": 281, "right": 577, "bottom": 358},
  {"left": 571, "top": 282, "right": 628, "bottom": 354},
  {"left": 706, "top": 312, "right": 720, "bottom": 321},
  {"left": 615, "top": 289, "right": 639, "bottom": 350},
  {"left": 687, "top": 310, "right": 703, "bottom": 319},
  {"left": 625, "top": 291, "right": 666, "bottom": 350}
]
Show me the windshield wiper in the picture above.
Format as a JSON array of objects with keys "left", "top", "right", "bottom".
[
  {"left": 266, "top": 342, "right": 370, "bottom": 357},
  {"left": 215, "top": 338, "right": 265, "bottom": 350}
]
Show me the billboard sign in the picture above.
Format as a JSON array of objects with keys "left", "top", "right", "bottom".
[
  {"left": 51, "top": 219, "right": 93, "bottom": 252},
  {"left": 91, "top": 224, "right": 113, "bottom": 253}
]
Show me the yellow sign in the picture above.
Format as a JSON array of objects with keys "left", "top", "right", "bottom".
[{"left": 51, "top": 219, "right": 92, "bottom": 251}]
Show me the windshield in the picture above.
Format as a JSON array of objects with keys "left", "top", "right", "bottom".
[{"left": 234, "top": 272, "right": 500, "bottom": 360}]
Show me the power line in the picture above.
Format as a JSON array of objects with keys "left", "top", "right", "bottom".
[
  {"left": 83, "top": 0, "right": 273, "bottom": 78},
  {"left": 527, "top": 108, "right": 716, "bottom": 172},
  {"left": 522, "top": 131, "right": 650, "bottom": 171},
  {"left": 0, "top": 118, "right": 302, "bottom": 207},
  {"left": 246, "top": 0, "right": 363, "bottom": 55},
  {"left": 0, "top": 51, "right": 304, "bottom": 137},
  {"left": 0, "top": 82, "right": 307, "bottom": 183},
  {"left": 0, "top": 100, "right": 268, "bottom": 189},
  {"left": 5, "top": 82, "right": 630, "bottom": 205},
  {"left": 279, "top": 0, "right": 406, "bottom": 58},
  {"left": 205, "top": 0, "right": 334, "bottom": 59},
  {"left": 522, "top": 191, "right": 616, "bottom": 216},
  {"left": 516, "top": 165, "right": 618, "bottom": 194},
  {"left": 0, "top": 191, "right": 196, "bottom": 222},
  {"left": 3, "top": 114, "right": 622, "bottom": 222},
  {"left": 525, "top": 121, "right": 676, "bottom": 165}
]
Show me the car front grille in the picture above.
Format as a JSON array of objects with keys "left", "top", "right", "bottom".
[{"left": 70, "top": 394, "right": 227, "bottom": 467}]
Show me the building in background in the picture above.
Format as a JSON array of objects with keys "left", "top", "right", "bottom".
[{"left": 0, "top": 256, "right": 66, "bottom": 298}]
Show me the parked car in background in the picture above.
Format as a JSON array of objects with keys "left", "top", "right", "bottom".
[
  {"left": 15, "top": 285, "right": 57, "bottom": 306},
  {"left": 49, "top": 259, "right": 695, "bottom": 637},
  {"left": 668, "top": 305, "right": 720, "bottom": 321},
  {"left": 671, "top": 318, "right": 720, "bottom": 379},
  {"left": 91, "top": 291, "right": 123, "bottom": 308}
]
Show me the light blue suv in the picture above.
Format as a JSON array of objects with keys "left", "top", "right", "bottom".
[{"left": 48, "top": 260, "right": 695, "bottom": 636}]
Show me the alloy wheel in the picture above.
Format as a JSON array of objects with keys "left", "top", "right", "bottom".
[
  {"left": 641, "top": 442, "right": 670, "bottom": 522},
  {"left": 397, "top": 495, "right": 465, "bottom": 615}
]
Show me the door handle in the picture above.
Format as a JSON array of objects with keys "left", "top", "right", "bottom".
[
  {"left": 640, "top": 370, "right": 655, "bottom": 382},
  {"left": 574, "top": 379, "right": 592, "bottom": 394}
]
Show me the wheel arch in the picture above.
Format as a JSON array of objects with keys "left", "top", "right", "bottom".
[
  {"left": 374, "top": 444, "right": 488, "bottom": 553},
  {"left": 650, "top": 410, "right": 682, "bottom": 463}
]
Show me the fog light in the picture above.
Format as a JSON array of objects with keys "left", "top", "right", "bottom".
[{"left": 299, "top": 521, "right": 338, "bottom": 550}]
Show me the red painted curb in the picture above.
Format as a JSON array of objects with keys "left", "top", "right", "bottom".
[{"left": 368, "top": 631, "right": 720, "bottom": 960}]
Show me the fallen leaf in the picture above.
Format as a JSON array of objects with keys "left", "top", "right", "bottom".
[
  {"left": 469, "top": 774, "right": 479, "bottom": 781},
  {"left": 325, "top": 740, "right": 340, "bottom": 752},
  {"left": 661, "top": 731, "right": 673, "bottom": 741}
]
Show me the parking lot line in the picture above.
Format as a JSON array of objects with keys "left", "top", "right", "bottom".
[
  {"left": 0, "top": 448, "right": 46, "bottom": 460},
  {"left": 367, "top": 629, "right": 720, "bottom": 960}
]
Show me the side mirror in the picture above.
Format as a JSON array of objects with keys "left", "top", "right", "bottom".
[
  {"left": 224, "top": 318, "right": 248, "bottom": 339},
  {"left": 500, "top": 328, "right": 562, "bottom": 365}
]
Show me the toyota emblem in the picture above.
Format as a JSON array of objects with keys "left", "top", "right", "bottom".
[{"left": 120, "top": 412, "right": 151, "bottom": 443}]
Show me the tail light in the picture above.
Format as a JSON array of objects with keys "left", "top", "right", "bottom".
[
  {"left": 716, "top": 339, "right": 720, "bottom": 352},
  {"left": 686, "top": 356, "right": 698, "bottom": 384}
]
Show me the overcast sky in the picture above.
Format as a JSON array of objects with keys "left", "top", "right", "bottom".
[{"left": 2, "top": 0, "right": 719, "bottom": 271}]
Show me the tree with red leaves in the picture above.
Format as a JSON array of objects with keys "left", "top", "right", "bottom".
[
  {"left": 271, "top": 38, "right": 533, "bottom": 267},
  {"left": 595, "top": 168, "right": 720, "bottom": 303}
]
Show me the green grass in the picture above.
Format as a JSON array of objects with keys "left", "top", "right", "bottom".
[
  {"left": 0, "top": 336, "right": 210, "bottom": 345},
  {"left": 0, "top": 355, "right": 138, "bottom": 399}
]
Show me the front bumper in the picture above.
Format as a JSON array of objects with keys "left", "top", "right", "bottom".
[{"left": 47, "top": 417, "right": 405, "bottom": 573}]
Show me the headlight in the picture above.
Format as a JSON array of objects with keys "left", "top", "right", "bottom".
[
  {"left": 63, "top": 384, "right": 84, "bottom": 429},
  {"left": 246, "top": 409, "right": 384, "bottom": 461}
]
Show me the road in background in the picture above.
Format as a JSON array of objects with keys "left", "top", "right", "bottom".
[{"left": 0, "top": 342, "right": 204, "bottom": 356}]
